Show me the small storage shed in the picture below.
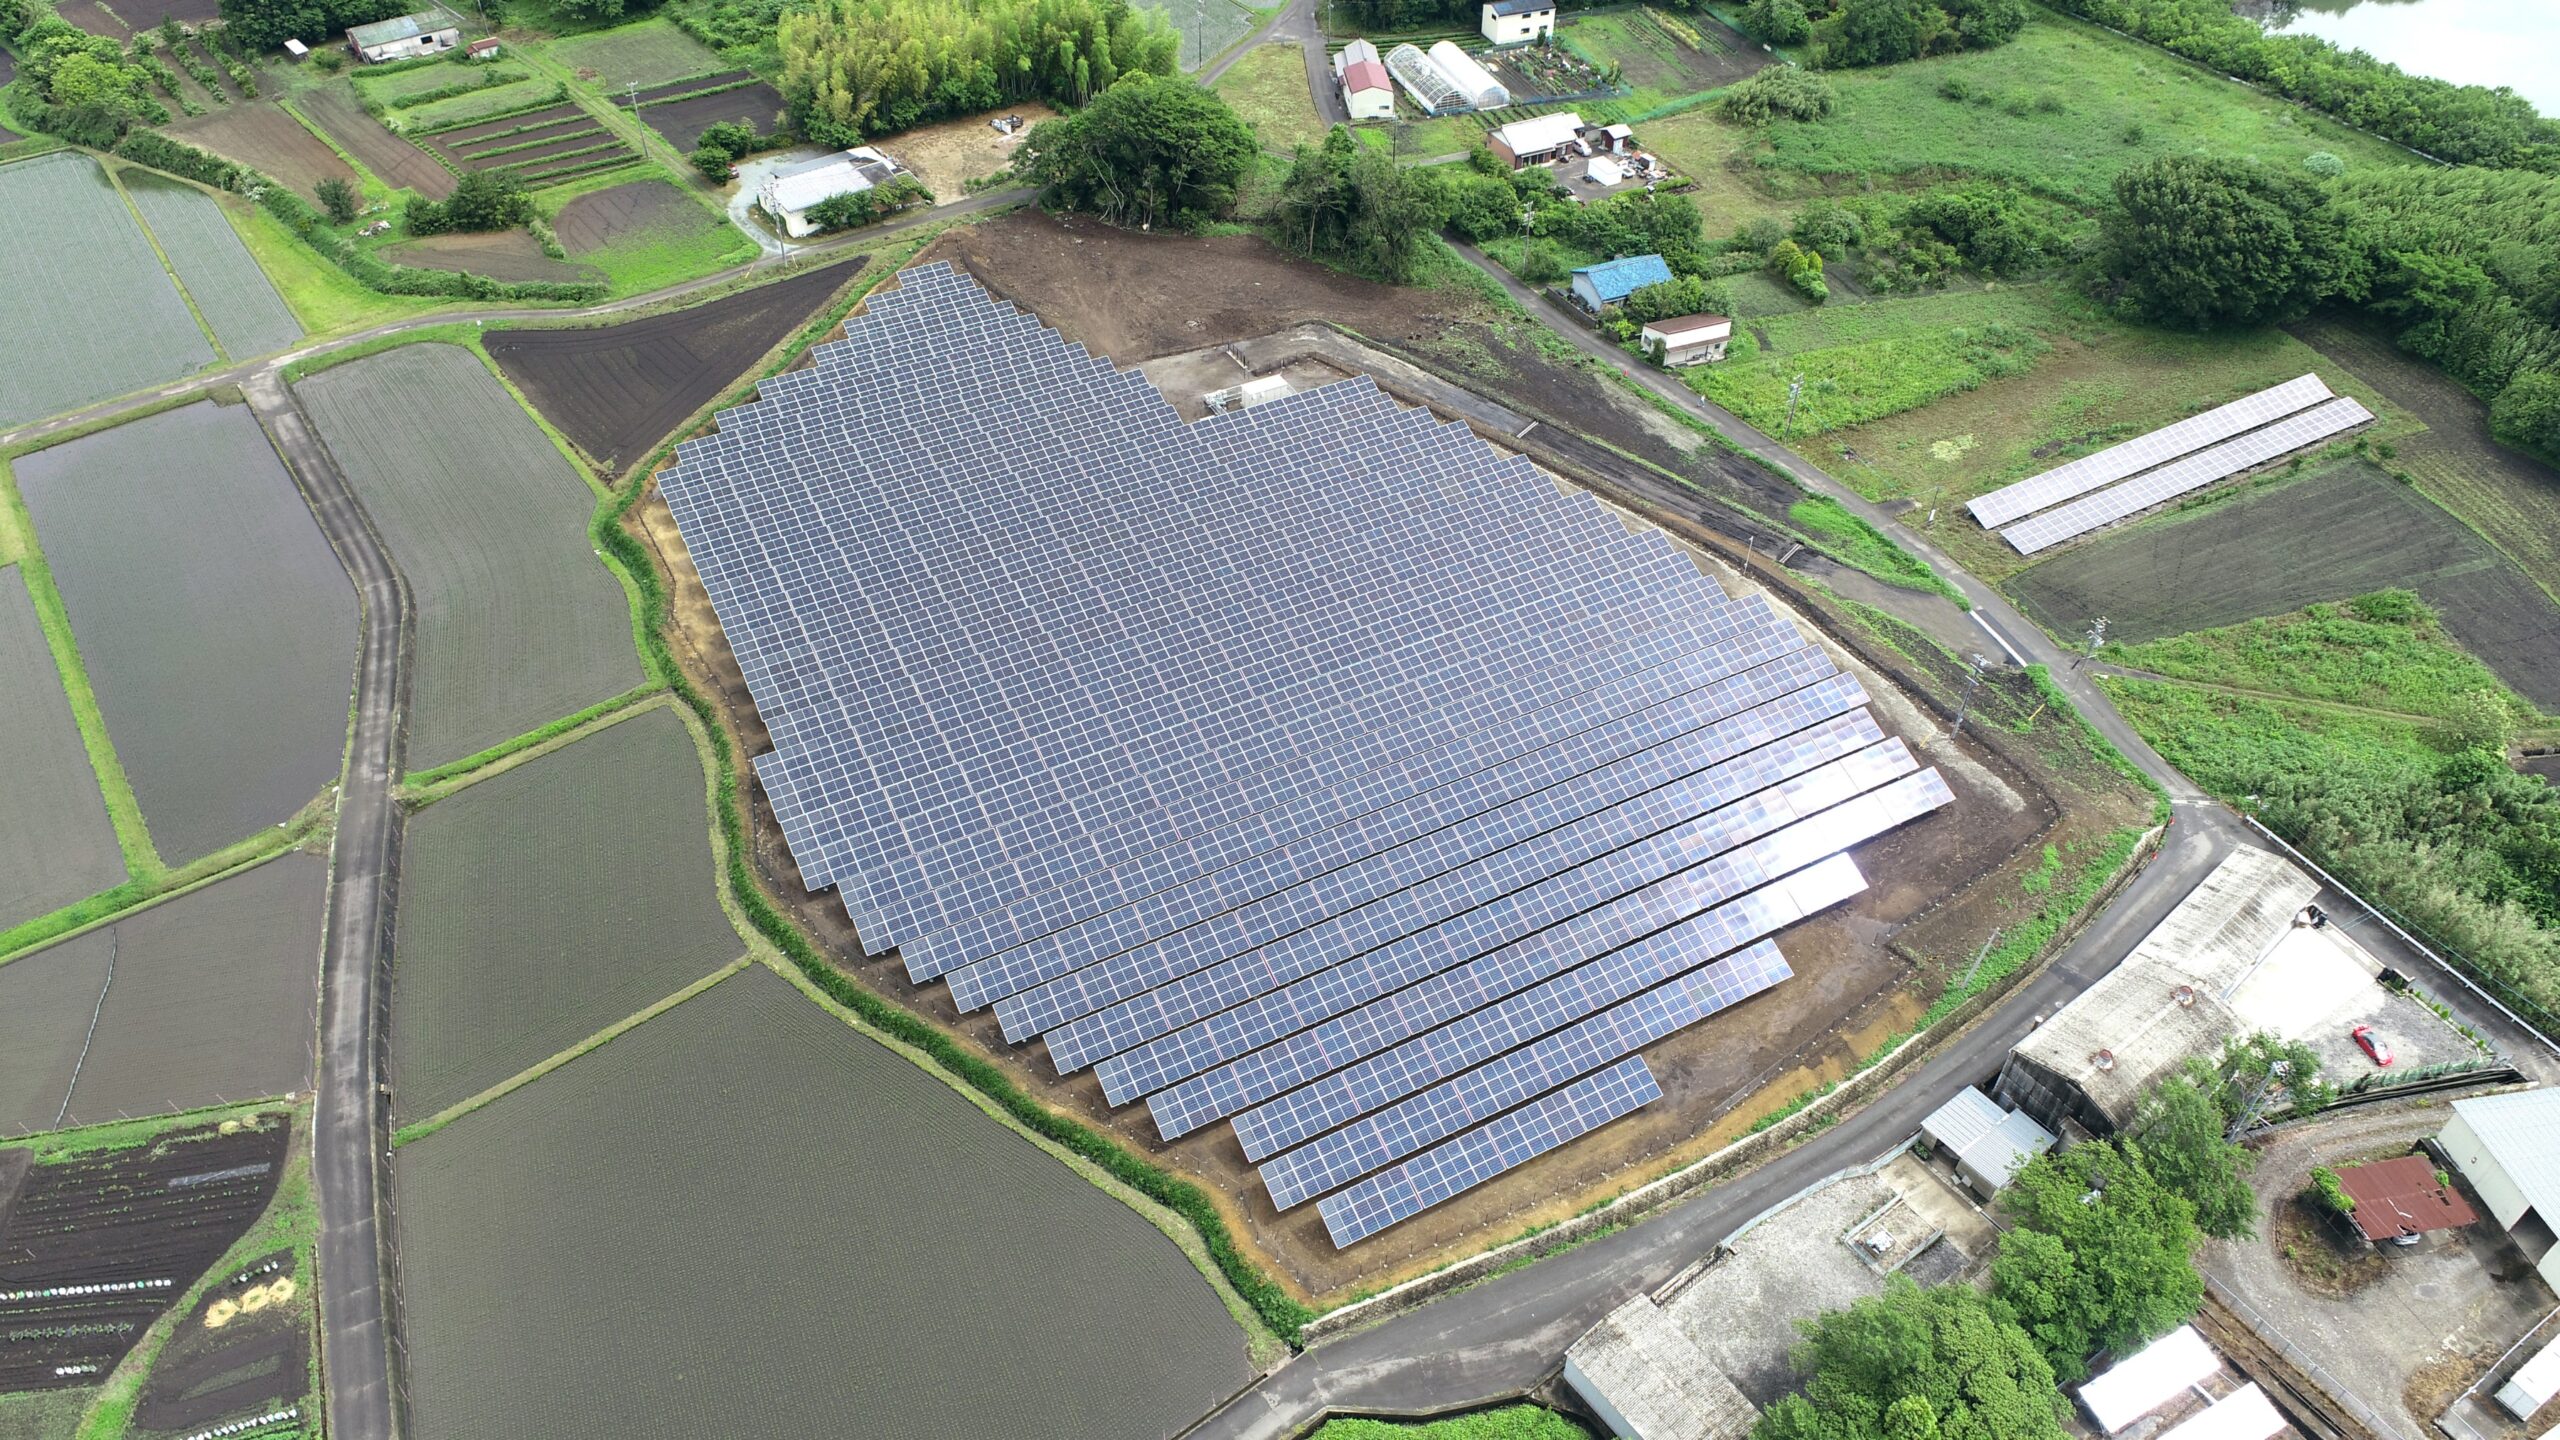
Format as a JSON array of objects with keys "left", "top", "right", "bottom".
[
  {"left": 1918, "top": 1085, "right": 2056, "bottom": 1197},
  {"left": 2159, "top": 1384, "right": 2286, "bottom": 1440},
  {"left": 2079, "top": 1326, "right": 2224, "bottom": 1434},
  {"left": 2498, "top": 1330, "right": 2560, "bottom": 1420},
  {"left": 2335, "top": 1155, "right": 2478, "bottom": 1245},
  {"left": 1641, "top": 313, "right": 1734, "bottom": 368},
  {"left": 466, "top": 36, "right": 500, "bottom": 58},
  {"left": 1481, "top": 0, "right": 1556, "bottom": 45},
  {"left": 1569, "top": 254, "right": 1673, "bottom": 314},
  {"left": 347, "top": 11, "right": 461, "bottom": 63}
]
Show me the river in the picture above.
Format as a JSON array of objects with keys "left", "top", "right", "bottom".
[{"left": 2244, "top": 0, "right": 2560, "bottom": 113}]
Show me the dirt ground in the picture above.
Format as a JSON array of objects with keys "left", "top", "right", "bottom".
[
  {"left": 131, "top": 1249, "right": 307, "bottom": 1436},
  {"left": 624, "top": 224, "right": 2139, "bottom": 1299},
  {"left": 383, "top": 229, "right": 600, "bottom": 283},
  {"left": 637, "top": 83, "right": 788, "bottom": 152},
  {"left": 549, "top": 178, "right": 692, "bottom": 253},
  {"left": 57, "top": 0, "right": 219, "bottom": 39},
  {"left": 165, "top": 105, "right": 356, "bottom": 194},
  {"left": 878, "top": 104, "right": 1054, "bottom": 201},
  {"left": 297, "top": 84, "right": 455, "bottom": 200}
]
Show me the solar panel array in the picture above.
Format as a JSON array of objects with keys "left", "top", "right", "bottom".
[
  {"left": 657, "top": 263, "right": 1955, "bottom": 1246},
  {"left": 2003, "top": 397, "right": 2375, "bottom": 554},
  {"left": 1965, "top": 374, "right": 2332, "bottom": 528}
]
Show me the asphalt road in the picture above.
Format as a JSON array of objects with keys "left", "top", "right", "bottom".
[{"left": 246, "top": 370, "right": 410, "bottom": 1440}]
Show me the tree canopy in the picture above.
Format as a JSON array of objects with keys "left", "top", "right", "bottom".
[
  {"left": 780, "top": 0, "right": 1178, "bottom": 144},
  {"left": 2100, "top": 155, "right": 2355, "bottom": 330},
  {"left": 2130, "top": 1067, "right": 2259, "bottom": 1240},
  {"left": 1991, "top": 1141, "right": 2204, "bottom": 1382},
  {"left": 407, "top": 170, "right": 534, "bottom": 236},
  {"left": 1020, "top": 74, "right": 1258, "bottom": 233},
  {"left": 1755, "top": 1277, "right": 2068, "bottom": 1440},
  {"left": 1273, "top": 126, "right": 1443, "bottom": 284},
  {"left": 217, "top": 0, "right": 404, "bottom": 53},
  {"left": 1810, "top": 0, "right": 2027, "bottom": 68}
]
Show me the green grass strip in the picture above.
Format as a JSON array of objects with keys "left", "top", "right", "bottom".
[
  {"left": 1786, "top": 494, "right": 1967, "bottom": 608},
  {"left": 400, "top": 682, "right": 667, "bottom": 795},
  {"left": 2024, "top": 663, "right": 2170, "bottom": 821},
  {"left": 0, "top": 827, "right": 308, "bottom": 968}
]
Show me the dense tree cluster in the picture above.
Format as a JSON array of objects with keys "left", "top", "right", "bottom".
[
  {"left": 216, "top": 0, "right": 405, "bottom": 54},
  {"left": 1740, "top": 0, "right": 2026, "bottom": 68},
  {"left": 406, "top": 169, "right": 534, "bottom": 235},
  {"left": 2042, "top": 0, "right": 2555, "bottom": 169},
  {"left": 807, "top": 174, "right": 935, "bottom": 230},
  {"left": 2099, "top": 155, "right": 2355, "bottom": 330},
  {"left": 1756, "top": 1278, "right": 2069, "bottom": 1440},
  {"left": 1273, "top": 128, "right": 1443, "bottom": 283},
  {"left": 1019, "top": 74, "right": 1257, "bottom": 232},
  {"left": 1716, "top": 66, "right": 1836, "bottom": 124},
  {"left": 2128, "top": 1067, "right": 2261, "bottom": 1241},
  {"left": 1991, "top": 1141, "right": 2205, "bottom": 1383},
  {"left": 780, "top": 0, "right": 1177, "bottom": 144},
  {"left": 6, "top": 14, "right": 171, "bottom": 145}
]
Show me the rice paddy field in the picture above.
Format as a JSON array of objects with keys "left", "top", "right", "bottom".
[
  {"left": 0, "top": 153, "right": 215, "bottom": 425},
  {"left": 393, "top": 962, "right": 1252, "bottom": 1440},
  {"left": 0, "top": 851, "right": 326, "bottom": 1136},
  {"left": 295, "top": 344, "right": 642, "bottom": 766},
  {"left": 546, "top": 20, "right": 725, "bottom": 88},
  {"left": 0, "top": 572, "right": 124, "bottom": 932},
  {"left": 14, "top": 402, "right": 358, "bottom": 865},
  {"left": 122, "top": 175, "right": 304, "bottom": 360},
  {"left": 2010, "top": 458, "right": 2560, "bottom": 711},
  {"left": 387, "top": 707, "right": 740, "bottom": 1123}
]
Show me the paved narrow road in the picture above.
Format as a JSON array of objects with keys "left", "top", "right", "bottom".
[{"left": 246, "top": 370, "right": 410, "bottom": 1440}]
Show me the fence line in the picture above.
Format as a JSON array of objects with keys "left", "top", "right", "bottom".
[{"left": 2205, "top": 1276, "right": 2420, "bottom": 1440}]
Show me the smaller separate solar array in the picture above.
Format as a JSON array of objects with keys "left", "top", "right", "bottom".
[
  {"left": 1966, "top": 374, "right": 2332, "bottom": 528},
  {"left": 2003, "top": 396, "right": 2374, "bottom": 554},
  {"left": 1318, "top": 1057, "right": 1663, "bottom": 1247}
]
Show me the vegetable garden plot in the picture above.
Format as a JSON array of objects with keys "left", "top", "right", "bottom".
[
  {"left": 123, "top": 175, "right": 301, "bottom": 360},
  {"left": 295, "top": 344, "right": 641, "bottom": 765},
  {"left": 15, "top": 401, "right": 358, "bottom": 864},
  {"left": 387, "top": 708, "right": 740, "bottom": 1122},
  {"left": 0, "top": 1117, "right": 286, "bottom": 1393},
  {"left": 0, "top": 573, "right": 124, "bottom": 933},
  {"left": 296, "top": 85, "right": 455, "bottom": 200},
  {"left": 488, "top": 258, "right": 866, "bottom": 471},
  {"left": 424, "top": 101, "right": 583, "bottom": 147},
  {"left": 632, "top": 82, "right": 786, "bottom": 151},
  {"left": 394, "top": 964, "right": 1251, "bottom": 1440},
  {"left": 0, "top": 153, "right": 213, "bottom": 426}
]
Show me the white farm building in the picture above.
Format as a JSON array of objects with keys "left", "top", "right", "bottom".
[
  {"left": 758, "top": 147, "right": 904, "bottom": 240},
  {"left": 346, "top": 10, "right": 460, "bottom": 63},
  {"left": 1334, "top": 39, "right": 1396, "bottom": 121},
  {"left": 2441, "top": 1089, "right": 2560, "bottom": 1294}
]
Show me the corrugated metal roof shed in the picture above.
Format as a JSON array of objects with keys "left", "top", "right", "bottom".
[
  {"left": 2079, "top": 1325, "right": 2222, "bottom": 1434},
  {"left": 2158, "top": 1384, "right": 2285, "bottom": 1440},
  {"left": 1566, "top": 1295, "right": 1758, "bottom": 1440},
  {"left": 2336, "top": 1155, "right": 2478, "bottom": 1242},
  {"left": 2453, "top": 1089, "right": 2560, "bottom": 1230},
  {"left": 1573, "top": 254, "right": 1675, "bottom": 303}
]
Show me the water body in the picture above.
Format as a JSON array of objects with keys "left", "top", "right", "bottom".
[{"left": 2246, "top": 0, "right": 2560, "bottom": 113}]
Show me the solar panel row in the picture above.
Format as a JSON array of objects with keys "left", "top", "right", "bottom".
[
  {"left": 2002, "top": 396, "right": 2375, "bottom": 554},
  {"left": 1965, "top": 374, "right": 2331, "bottom": 528},
  {"left": 658, "top": 265, "right": 1956, "bottom": 1245},
  {"left": 1318, "top": 1056, "right": 1664, "bottom": 1247}
]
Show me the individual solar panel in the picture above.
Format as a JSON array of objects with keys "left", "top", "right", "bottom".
[
  {"left": 1259, "top": 942, "right": 1790, "bottom": 1209},
  {"left": 2001, "top": 397, "right": 2375, "bottom": 554},
  {"left": 1966, "top": 374, "right": 2331, "bottom": 527},
  {"left": 1317, "top": 1056, "right": 1662, "bottom": 1247},
  {"left": 993, "top": 677, "right": 1875, "bottom": 1041}
]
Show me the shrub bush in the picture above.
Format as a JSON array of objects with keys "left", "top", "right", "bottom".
[{"left": 1717, "top": 66, "right": 1835, "bottom": 124}]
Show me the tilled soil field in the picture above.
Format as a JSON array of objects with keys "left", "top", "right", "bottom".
[
  {"left": 382, "top": 229, "right": 601, "bottom": 283},
  {"left": 634, "top": 82, "right": 787, "bottom": 151},
  {"left": 2012, "top": 457, "right": 2560, "bottom": 710},
  {"left": 296, "top": 85, "right": 454, "bottom": 200},
  {"left": 610, "top": 69, "right": 753, "bottom": 106},
  {"left": 440, "top": 116, "right": 598, "bottom": 160},
  {"left": 387, "top": 707, "right": 741, "bottom": 1122},
  {"left": 0, "top": 572, "right": 124, "bottom": 933},
  {"left": 490, "top": 257, "right": 867, "bottom": 472},
  {"left": 394, "top": 964, "right": 1251, "bottom": 1440},
  {"left": 296, "top": 343, "right": 641, "bottom": 764},
  {"left": 131, "top": 1249, "right": 307, "bottom": 1437},
  {"left": 547, "top": 177, "right": 691, "bottom": 252},
  {"left": 57, "top": 0, "right": 219, "bottom": 38},
  {"left": 0, "top": 1118, "right": 286, "bottom": 1393},
  {"left": 164, "top": 105, "right": 356, "bottom": 194}
]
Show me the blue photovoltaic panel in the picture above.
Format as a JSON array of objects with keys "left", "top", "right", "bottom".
[
  {"left": 995, "top": 675, "right": 1874, "bottom": 1042},
  {"left": 936, "top": 641, "right": 1836, "bottom": 1001},
  {"left": 1259, "top": 942, "right": 1791, "bottom": 1209},
  {"left": 1965, "top": 374, "right": 2331, "bottom": 528},
  {"left": 1317, "top": 1056, "right": 1663, "bottom": 1247},
  {"left": 2002, "top": 396, "right": 2375, "bottom": 554}
]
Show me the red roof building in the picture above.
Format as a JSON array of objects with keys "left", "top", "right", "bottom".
[{"left": 2337, "top": 1156, "right": 2479, "bottom": 1243}]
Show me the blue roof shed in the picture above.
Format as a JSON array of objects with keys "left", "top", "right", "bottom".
[{"left": 1569, "top": 255, "right": 1674, "bottom": 311}]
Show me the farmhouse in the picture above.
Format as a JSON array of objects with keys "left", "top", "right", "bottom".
[
  {"left": 2439, "top": 1089, "right": 2560, "bottom": 1291},
  {"left": 758, "top": 147, "right": 904, "bottom": 240},
  {"left": 346, "top": 11, "right": 461, "bottom": 63},
  {"left": 1333, "top": 40, "right": 1395, "bottom": 122},
  {"left": 1487, "top": 110, "right": 1586, "bottom": 167},
  {"left": 1641, "top": 313, "right": 1733, "bottom": 367},
  {"left": 1481, "top": 0, "right": 1556, "bottom": 45},
  {"left": 1569, "top": 254, "right": 1673, "bottom": 315}
]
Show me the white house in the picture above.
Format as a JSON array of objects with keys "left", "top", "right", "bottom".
[
  {"left": 1334, "top": 40, "right": 1396, "bottom": 121},
  {"left": 2441, "top": 1089, "right": 2560, "bottom": 1291},
  {"left": 759, "top": 147, "right": 906, "bottom": 239},
  {"left": 1481, "top": 0, "right": 1556, "bottom": 45},
  {"left": 346, "top": 11, "right": 461, "bottom": 63},
  {"left": 1485, "top": 110, "right": 1584, "bottom": 167}
]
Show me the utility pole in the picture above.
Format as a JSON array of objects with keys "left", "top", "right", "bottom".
[
  {"left": 1952, "top": 652, "right": 1988, "bottom": 735},
  {"left": 1193, "top": 0, "right": 1203, "bottom": 69},
  {"left": 2078, "top": 615, "right": 2108, "bottom": 670},
  {"left": 1783, "top": 371, "right": 1805, "bottom": 437},
  {"left": 2227, "top": 1059, "right": 2291, "bottom": 1141}
]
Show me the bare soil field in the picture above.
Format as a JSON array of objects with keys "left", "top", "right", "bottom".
[
  {"left": 607, "top": 70, "right": 751, "bottom": 108},
  {"left": 123, "top": 175, "right": 301, "bottom": 360},
  {"left": 131, "top": 1248, "right": 307, "bottom": 1437},
  {"left": 881, "top": 104, "right": 1051, "bottom": 201},
  {"left": 295, "top": 85, "right": 454, "bottom": 199},
  {"left": 394, "top": 963, "right": 1252, "bottom": 1440},
  {"left": 2011, "top": 457, "right": 2560, "bottom": 711},
  {"left": 56, "top": 0, "right": 218, "bottom": 38},
  {"left": 490, "top": 257, "right": 867, "bottom": 471},
  {"left": 296, "top": 343, "right": 643, "bottom": 764},
  {"left": 642, "top": 232, "right": 2118, "bottom": 1298},
  {"left": 381, "top": 229, "right": 601, "bottom": 283},
  {"left": 636, "top": 81, "right": 787, "bottom": 151},
  {"left": 438, "top": 116, "right": 598, "bottom": 162},
  {"left": 15, "top": 401, "right": 358, "bottom": 863},
  {"left": 0, "top": 573, "right": 124, "bottom": 933},
  {"left": 548, "top": 176, "right": 690, "bottom": 251},
  {"left": 0, "top": 1116, "right": 286, "bottom": 1392},
  {"left": 164, "top": 105, "right": 356, "bottom": 194},
  {"left": 388, "top": 707, "right": 740, "bottom": 1122},
  {"left": 0, "top": 852, "right": 326, "bottom": 1135},
  {"left": 0, "top": 153, "right": 214, "bottom": 426}
]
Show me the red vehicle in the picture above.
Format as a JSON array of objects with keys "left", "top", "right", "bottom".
[{"left": 2353, "top": 1025, "right": 2394, "bottom": 1067}]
